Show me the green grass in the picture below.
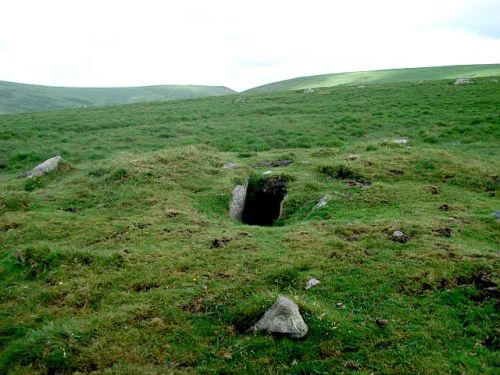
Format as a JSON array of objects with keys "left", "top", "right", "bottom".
[
  {"left": 0, "top": 81, "right": 235, "bottom": 114},
  {"left": 0, "top": 76, "right": 499, "bottom": 374},
  {"left": 246, "top": 64, "right": 500, "bottom": 93}
]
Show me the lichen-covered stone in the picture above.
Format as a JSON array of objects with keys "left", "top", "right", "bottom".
[
  {"left": 392, "top": 230, "right": 408, "bottom": 243},
  {"left": 22, "top": 156, "right": 62, "bottom": 178},
  {"left": 313, "top": 195, "right": 330, "bottom": 210},
  {"left": 222, "top": 162, "right": 239, "bottom": 170},
  {"left": 454, "top": 77, "right": 473, "bottom": 85},
  {"left": 250, "top": 296, "right": 308, "bottom": 339},
  {"left": 393, "top": 138, "right": 408, "bottom": 145},
  {"left": 229, "top": 185, "right": 247, "bottom": 220},
  {"left": 305, "top": 278, "right": 321, "bottom": 290}
]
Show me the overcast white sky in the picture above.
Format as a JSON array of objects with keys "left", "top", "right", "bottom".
[{"left": 1, "top": 0, "right": 499, "bottom": 91}]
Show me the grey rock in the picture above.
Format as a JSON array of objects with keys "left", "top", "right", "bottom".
[
  {"left": 345, "top": 154, "right": 359, "bottom": 161},
  {"left": 305, "top": 278, "right": 321, "bottom": 290},
  {"left": 376, "top": 319, "right": 389, "bottom": 327},
  {"left": 250, "top": 296, "right": 308, "bottom": 338},
  {"left": 222, "top": 162, "right": 240, "bottom": 170},
  {"left": 454, "top": 77, "right": 473, "bottom": 85},
  {"left": 392, "top": 230, "right": 408, "bottom": 243},
  {"left": 229, "top": 185, "right": 247, "bottom": 220},
  {"left": 22, "top": 156, "right": 62, "bottom": 178},
  {"left": 393, "top": 138, "right": 408, "bottom": 146},
  {"left": 262, "top": 170, "right": 272, "bottom": 175},
  {"left": 492, "top": 211, "right": 500, "bottom": 222},
  {"left": 303, "top": 88, "right": 314, "bottom": 93},
  {"left": 393, "top": 230, "right": 404, "bottom": 238},
  {"left": 313, "top": 195, "right": 331, "bottom": 210}
]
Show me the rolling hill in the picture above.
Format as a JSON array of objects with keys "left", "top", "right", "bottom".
[
  {"left": 0, "top": 81, "right": 235, "bottom": 114},
  {"left": 245, "top": 63, "right": 500, "bottom": 93}
]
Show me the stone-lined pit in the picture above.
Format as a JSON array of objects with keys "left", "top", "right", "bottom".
[{"left": 240, "top": 178, "right": 287, "bottom": 226}]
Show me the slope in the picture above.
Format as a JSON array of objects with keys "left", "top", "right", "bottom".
[
  {"left": 0, "top": 77, "right": 499, "bottom": 374},
  {"left": 0, "top": 81, "right": 235, "bottom": 114},
  {"left": 245, "top": 64, "right": 500, "bottom": 93}
]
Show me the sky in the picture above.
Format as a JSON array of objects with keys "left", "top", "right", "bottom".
[{"left": 1, "top": 0, "right": 499, "bottom": 91}]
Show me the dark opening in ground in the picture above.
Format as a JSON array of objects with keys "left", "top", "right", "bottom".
[{"left": 241, "top": 178, "right": 287, "bottom": 226}]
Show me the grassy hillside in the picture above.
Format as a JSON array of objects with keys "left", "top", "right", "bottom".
[
  {"left": 0, "top": 81, "right": 235, "bottom": 114},
  {"left": 0, "top": 77, "right": 499, "bottom": 373},
  {"left": 246, "top": 64, "right": 500, "bottom": 93}
]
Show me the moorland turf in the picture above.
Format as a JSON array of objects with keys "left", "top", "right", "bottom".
[{"left": 0, "top": 77, "right": 499, "bottom": 374}]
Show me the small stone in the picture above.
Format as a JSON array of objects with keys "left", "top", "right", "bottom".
[
  {"left": 345, "top": 154, "right": 359, "bottom": 161},
  {"left": 393, "top": 138, "right": 408, "bottom": 146},
  {"left": 304, "top": 88, "right": 314, "bottom": 93},
  {"left": 492, "top": 211, "right": 500, "bottom": 222},
  {"left": 392, "top": 230, "right": 408, "bottom": 243},
  {"left": 22, "top": 156, "right": 62, "bottom": 178},
  {"left": 336, "top": 302, "right": 346, "bottom": 309},
  {"left": 312, "top": 195, "right": 331, "bottom": 210},
  {"left": 262, "top": 170, "right": 272, "bottom": 175},
  {"left": 250, "top": 296, "right": 308, "bottom": 339},
  {"left": 222, "top": 162, "right": 239, "bottom": 170},
  {"left": 305, "top": 278, "right": 321, "bottom": 290},
  {"left": 376, "top": 319, "right": 389, "bottom": 327},
  {"left": 454, "top": 77, "right": 473, "bottom": 85}
]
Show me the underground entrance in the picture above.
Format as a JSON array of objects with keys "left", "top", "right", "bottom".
[{"left": 240, "top": 177, "right": 288, "bottom": 226}]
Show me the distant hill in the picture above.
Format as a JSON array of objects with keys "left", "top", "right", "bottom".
[
  {"left": 0, "top": 81, "right": 235, "bottom": 114},
  {"left": 245, "top": 64, "right": 500, "bottom": 93}
]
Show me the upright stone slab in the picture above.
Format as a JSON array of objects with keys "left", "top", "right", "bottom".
[
  {"left": 229, "top": 185, "right": 247, "bottom": 220},
  {"left": 22, "top": 156, "right": 62, "bottom": 178}
]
